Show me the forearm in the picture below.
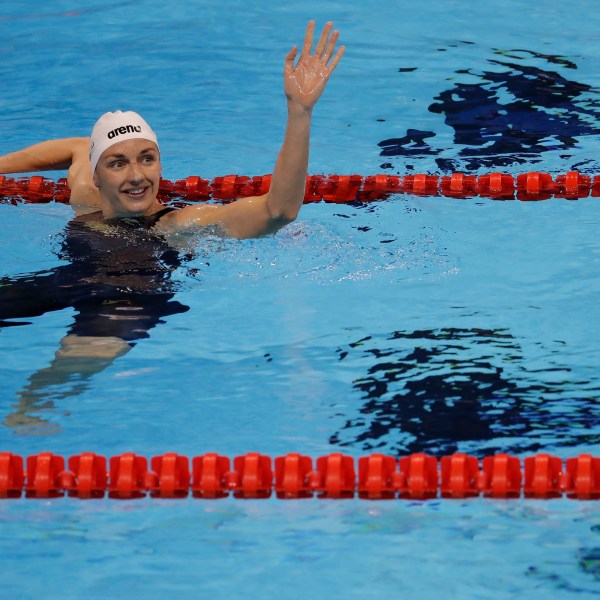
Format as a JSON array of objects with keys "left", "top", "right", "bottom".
[
  {"left": 0, "top": 138, "right": 84, "bottom": 174},
  {"left": 265, "top": 103, "right": 312, "bottom": 222}
]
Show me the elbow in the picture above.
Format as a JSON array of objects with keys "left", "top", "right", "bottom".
[
  {"left": 277, "top": 208, "right": 300, "bottom": 225},
  {"left": 266, "top": 211, "right": 297, "bottom": 236},
  {"left": 270, "top": 210, "right": 299, "bottom": 232},
  {"left": 265, "top": 193, "right": 302, "bottom": 226}
]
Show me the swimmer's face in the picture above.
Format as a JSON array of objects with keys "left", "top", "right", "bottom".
[{"left": 93, "top": 138, "right": 162, "bottom": 217}]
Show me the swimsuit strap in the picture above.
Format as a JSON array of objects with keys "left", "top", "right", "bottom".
[{"left": 151, "top": 206, "right": 177, "bottom": 223}]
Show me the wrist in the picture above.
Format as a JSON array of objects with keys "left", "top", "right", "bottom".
[{"left": 286, "top": 99, "right": 313, "bottom": 118}]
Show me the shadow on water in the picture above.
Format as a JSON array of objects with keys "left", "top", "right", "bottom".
[
  {"left": 330, "top": 327, "right": 600, "bottom": 456},
  {"left": 379, "top": 48, "right": 600, "bottom": 172}
]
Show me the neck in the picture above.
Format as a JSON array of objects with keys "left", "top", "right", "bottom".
[{"left": 100, "top": 198, "right": 163, "bottom": 219}]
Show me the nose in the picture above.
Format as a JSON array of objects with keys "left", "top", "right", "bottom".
[{"left": 126, "top": 161, "right": 144, "bottom": 183}]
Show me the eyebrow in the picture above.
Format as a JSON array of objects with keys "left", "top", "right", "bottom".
[{"left": 105, "top": 148, "right": 158, "bottom": 159}]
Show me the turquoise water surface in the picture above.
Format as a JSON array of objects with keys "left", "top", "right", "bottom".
[{"left": 1, "top": 0, "right": 599, "bottom": 598}]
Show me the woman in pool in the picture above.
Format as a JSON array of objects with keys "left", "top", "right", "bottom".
[
  {"left": 0, "top": 21, "right": 344, "bottom": 432},
  {"left": 0, "top": 21, "right": 344, "bottom": 238}
]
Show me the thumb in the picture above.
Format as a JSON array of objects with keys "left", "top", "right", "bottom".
[{"left": 284, "top": 46, "right": 298, "bottom": 73}]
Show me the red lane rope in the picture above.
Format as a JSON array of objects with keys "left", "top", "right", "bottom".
[
  {"left": 1, "top": 451, "right": 598, "bottom": 500},
  {"left": 0, "top": 171, "right": 599, "bottom": 204}
]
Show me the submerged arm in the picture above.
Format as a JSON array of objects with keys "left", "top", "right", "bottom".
[{"left": 166, "top": 21, "right": 345, "bottom": 239}]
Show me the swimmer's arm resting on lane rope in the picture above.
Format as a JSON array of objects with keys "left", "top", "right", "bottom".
[
  {"left": 0, "top": 136, "right": 100, "bottom": 210},
  {"left": 159, "top": 21, "right": 345, "bottom": 239},
  {"left": 0, "top": 138, "right": 77, "bottom": 171}
]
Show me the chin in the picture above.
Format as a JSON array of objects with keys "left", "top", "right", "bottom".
[{"left": 120, "top": 193, "right": 155, "bottom": 214}]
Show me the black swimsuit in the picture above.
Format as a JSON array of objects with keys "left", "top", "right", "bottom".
[{"left": 0, "top": 207, "right": 189, "bottom": 343}]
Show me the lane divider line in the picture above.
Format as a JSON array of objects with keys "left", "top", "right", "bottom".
[
  {"left": 1, "top": 451, "right": 598, "bottom": 500},
  {"left": 1, "top": 171, "right": 598, "bottom": 204}
]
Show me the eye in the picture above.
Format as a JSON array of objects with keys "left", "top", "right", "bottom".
[
  {"left": 141, "top": 153, "right": 157, "bottom": 164},
  {"left": 108, "top": 159, "right": 126, "bottom": 169}
]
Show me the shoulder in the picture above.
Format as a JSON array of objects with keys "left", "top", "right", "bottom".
[{"left": 156, "top": 203, "right": 221, "bottom": 228}]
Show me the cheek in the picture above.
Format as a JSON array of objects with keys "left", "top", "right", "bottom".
[{"left": 94, "top": 171, "right": 122, "bottom": 191}]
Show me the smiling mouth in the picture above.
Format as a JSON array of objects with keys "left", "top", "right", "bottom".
[{"left": 122, "top": 187, "right": 149, "bottom": 198}]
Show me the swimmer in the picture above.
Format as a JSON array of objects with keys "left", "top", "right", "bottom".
[
  {"left": 0, "top": 21, "right": 344, "bottom": 433},
  {"left": 0, "top": 21, "right": 345, "bottom": 238}
]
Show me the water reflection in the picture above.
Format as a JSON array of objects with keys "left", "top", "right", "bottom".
[
  {"left": 379, "top": 48, "right": 600, "bottom": 171},
  {"left": 331, "top": 327, "right": 599, "bottom": 456}
]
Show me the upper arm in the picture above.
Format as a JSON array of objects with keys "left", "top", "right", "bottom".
[{"left": 163, "top": 193, "right": 292, "bottom": 239}]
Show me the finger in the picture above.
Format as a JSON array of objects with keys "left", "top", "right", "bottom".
[
  {"left": 285, "top": 46, "right": 298, "bottom": 72},
  {"left": 327, "top": 45, "right": 345, "bottom": 72},
  {"left": 301, "top": 20, "right": 315, "bottom": 59},
  {"left": 322, "top": 30, "right": 339, "bottom": 64},
  {"left": 314, "top": 21, "right": 333, "bottom": 59}
]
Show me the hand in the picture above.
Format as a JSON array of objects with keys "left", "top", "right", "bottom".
[{"left": 284, "top": 21, "right": 345, "bottom": 112}]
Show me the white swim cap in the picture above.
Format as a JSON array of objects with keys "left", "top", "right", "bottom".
[{"left": 89, "top": 110, "right": 158, "bottom": 173}]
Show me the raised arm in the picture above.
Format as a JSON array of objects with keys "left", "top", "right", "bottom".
[
  {"left": 165, "top": 21, "right": 345, "bottom": 238},
  {"left": 268, "top": 21, "right": 344, "bottom": 220}
]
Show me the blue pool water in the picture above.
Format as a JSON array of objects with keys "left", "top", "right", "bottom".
[{"left": 1, "top": 0, "right": 600, "bottom": 598}]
